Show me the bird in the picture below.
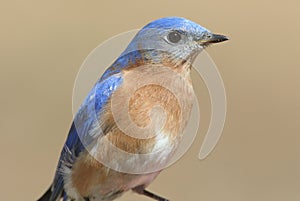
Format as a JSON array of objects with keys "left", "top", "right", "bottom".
[{"left": 37, "top": 17, "right": 228, "bottom": 201}]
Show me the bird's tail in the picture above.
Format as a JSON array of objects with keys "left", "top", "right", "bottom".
[{"left": 37, "top": 186, "right": 52, "bottom": 201}]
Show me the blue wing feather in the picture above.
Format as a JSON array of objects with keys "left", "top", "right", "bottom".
[
  {"left": 50, "top": 73, "right": 123, "bottom": 201},
  {"left": 50, "top": 50, "right": 143, "bottom": 201}
]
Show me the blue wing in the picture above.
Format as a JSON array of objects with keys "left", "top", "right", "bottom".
[
  {"left": 50, "top": 73, "right": 123, "bottom": 201},
  {"left": 49, "top": 50, "right": 142, "bottom": 201}
]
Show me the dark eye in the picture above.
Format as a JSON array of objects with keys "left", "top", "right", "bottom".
[{"left": 167, "top": 31, "right": 182, "bottom": 43}]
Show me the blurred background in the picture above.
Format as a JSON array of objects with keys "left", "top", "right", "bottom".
[{"left": 0, "top": 1, "right": 299, "bottom": 201}]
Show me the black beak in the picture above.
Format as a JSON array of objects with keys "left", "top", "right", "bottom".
[{"left": 198, "top": 33, "right": 229, "bottom": 46}]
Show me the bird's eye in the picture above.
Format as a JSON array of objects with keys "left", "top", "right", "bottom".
[{"left": 167, "top": 31, "right": 182, "bottom": 43}]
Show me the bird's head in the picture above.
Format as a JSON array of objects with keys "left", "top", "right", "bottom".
[{"left": 124, "top": 17, "right": 228, "bottom": 65}]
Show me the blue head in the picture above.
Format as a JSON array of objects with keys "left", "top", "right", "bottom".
[
  {"left": 124, "top": 17, "right": 228, "bottom": 63},
  {"left": 102, "top": 17, "right": 228, "bottom": 81}
]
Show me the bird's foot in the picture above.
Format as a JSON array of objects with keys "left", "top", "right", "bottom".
[{"left": 133, "top": 186, "right": 169, "bottom": 201}]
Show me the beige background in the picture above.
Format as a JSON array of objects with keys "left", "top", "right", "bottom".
[{"left": 0, "top": 1, "right": 299, "bottom": 201}]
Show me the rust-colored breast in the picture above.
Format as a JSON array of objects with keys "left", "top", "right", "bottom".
[
  {"left": 101, "top": 63, "right": 194, "bottom": 154},
  {"left": 71, "top": 61, "right": 195, "bottom": 198}
]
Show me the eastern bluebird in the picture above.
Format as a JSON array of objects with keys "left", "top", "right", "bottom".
[{"left": 38, "top": 17, "right": 228, "bottom": 201}]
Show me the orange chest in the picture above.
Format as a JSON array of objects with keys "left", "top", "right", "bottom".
[{"left": 99, "top": 65, "right": 195, "bottom": 154}]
